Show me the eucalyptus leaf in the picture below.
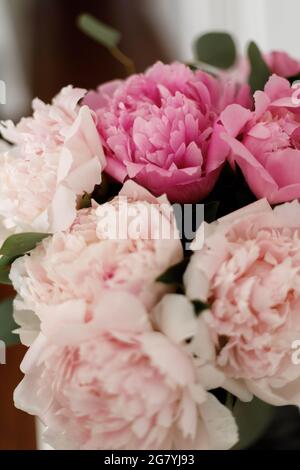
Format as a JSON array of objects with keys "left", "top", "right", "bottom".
[
  {"left": 0, "top": 254, "right": 18, "bottom": 285},
  {"left": 0, "top": 298, "right": 19, "bottom": 346},
  {"left": 194, "top": 32, "right": 236, "bottom": 69},
  {"left": 0, "top": 232, "right": 50, "bottom": 258},
  {"left": 78, "top": 14, "right": 121, "bottom": 49},
  {"left": 248, "top": 41, "right": 271, "bottom": 92},
  {"left": 0, "top": 266, "right": 12, "bottom": 285}
]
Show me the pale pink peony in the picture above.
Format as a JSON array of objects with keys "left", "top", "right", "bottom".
[
  {"left": 220, "top": 74, "right": 300, "bottom": 204},
  {"left": 10, "top": 181, "right": 183, "bottom": 345},
  {"left": 0, "top": 86, "right": 106, "bottom": 234},
  {"left": 14, "top": 292, "right": 238, "bottom": 450},
  {"left": 184, "top": 199, "right": 300, "bottom": 406},
  {"left": 83, "top": 62, "right": 250, "bottom": 203}
]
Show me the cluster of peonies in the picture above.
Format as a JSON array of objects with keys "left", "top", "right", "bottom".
[
  {"left": 2, "top": 55, "right": 300, "bottom": 450},
  {"left": 12, "top": 181, "right": 238, "bottom": 450}
]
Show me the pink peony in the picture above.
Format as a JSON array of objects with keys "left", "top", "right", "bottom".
[
  {"left": 14, "top": 292, "right": 238, "bottom": 450},
  {"left": 220, "top": 51, "right": 300, "bottom": 86},
  {"left": 265, "top": 51, "right": 300, "bottom": 78},
  {"left": 10, "top": 181, "right": 183, "bottom": 345},
  {"left": 184, "top": 199, "right": 300, "bottom": 406},
  {"left": 0, "top": 86, "right": 106, "bottom": 234},
  {"left": 220, "top": 74, "right": 300, "bottom": 204},
  {"left": 83, "top": 62, "right": 250, "bottom": 203}
]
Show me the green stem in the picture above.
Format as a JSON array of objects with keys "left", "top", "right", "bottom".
[{"left": 110, "top": 46, "right": 136, "bottom": 76}]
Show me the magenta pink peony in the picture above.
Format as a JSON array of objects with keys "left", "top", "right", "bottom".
[
  {"left": 185, "top": 199, "right": 300, "bottom": 406},
  {"left": 220, "top": 74, "right": 300, "bottom": 204},
  {"left": 83, "top": 62, "right": 251, "bottom": 203},
  {"left": 14, "top": 292, "right": 238, "bottom": 450},
  {"left": 10, "top": 181, "right": 183, "bottom": 345},
  {"left": 0, "top": 86, "right": 106, "bottom": 235}
]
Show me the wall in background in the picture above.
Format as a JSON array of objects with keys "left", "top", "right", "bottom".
[{"left": 144, "top": 0, "right": 300, "bottom": 61}]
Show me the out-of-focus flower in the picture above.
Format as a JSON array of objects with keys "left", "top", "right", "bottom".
[{"left": 220, "top": 50, "right": 300, "bottom": 86}]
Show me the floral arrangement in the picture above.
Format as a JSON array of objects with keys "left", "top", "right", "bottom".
[{"left": 1, "top": 15, "right": 300, "bottom": 450}]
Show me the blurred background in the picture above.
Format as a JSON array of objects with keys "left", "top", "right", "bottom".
[{"left": 0, "top": 0, "right": 300, "bottom": 450}]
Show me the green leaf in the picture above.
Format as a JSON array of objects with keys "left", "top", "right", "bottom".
[
  {"left": 225, "top": 392, "right": 237, "bottom": 411},
  {"left": 0, "top": 298, "right": 19, "bottom": 346},
  {"left": 194, "top": 32, "right": 236, "bottom": 69},
  {"left": 191, "top": 299, "right": 210, "bottom": 316},
  {"left": 78, "top": 13, "right": 121, "bottom": 49},
  {"left": 156, "top": 258, "right": 189, "bottom": 285},
  {"left": 0, "top": 255, "right": 18, "bottom": 285},
  {"left": 0, "top": 266, "right": 12, "bottom": 285},
  {"left": 248, "top": 41, "right": 271, "bottom": 92},
  {"left": 232, "top": 398, "right": 274, "bottom": 449},
  {"left": 0, "top": 232, "right": 50, "bottom": 258}
]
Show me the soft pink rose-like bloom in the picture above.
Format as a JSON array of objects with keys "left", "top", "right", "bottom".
[
  {"left": 14, "top": 292, "right": 238, "bottom": 450},
  {"left": 10, "top": 181, "right": 183, "bottom": 345},
  {"left": 220, "top": 74, "right": 300, "bottom": 204},
  {"left": 0, "top": 86, "right": 106, "bottom": 234},
  {"left": 184, "top": 199, "right": 300, "bottom": 406},
  {"left": 83, "top": 62, "right": 250, "bottom": 203}
]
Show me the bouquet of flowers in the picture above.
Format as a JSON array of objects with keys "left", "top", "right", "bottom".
[{"left": 1, "top": 14, "right": 300, "bottom": 450}]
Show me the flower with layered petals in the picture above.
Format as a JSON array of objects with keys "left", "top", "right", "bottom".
[
  {"left": 14, "top": 292, "right": 238, "bottom": 450},
  {"left": 220, "top": 74, "right": 300, "bottom": 204},
  {"left": 10, "top": 181, "right": 183, "bottom": 345},
  {"left": 83, "top": 62, "right": 250, "bottom": 203},
  {"left": 0, "top": 86, "right": 106, "bottom": 235},
  {"left": 184, "top": 199, "right": 300, "bottom": 406}
]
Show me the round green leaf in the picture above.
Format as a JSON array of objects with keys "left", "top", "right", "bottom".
[{"left": 194, "top": 32, "right": 236, "bottom": 69}]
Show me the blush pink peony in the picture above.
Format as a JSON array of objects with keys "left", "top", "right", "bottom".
[
  {"left": 0, "top": 86, "right": 106, "bottom": 235},
  {"left": 83, "top": 62, "right": 250, "bottom": 203},
  {"left": 10, "top": 181, "right": 183, "bottom": 345},
  {"left": 220, "top": 74, "right": 300, "bottom": 204},
  {"left": 14, "top": 292, "right": 238, "bottom": 450},
  {"left": 184, "top": 198, "right": 300, "bottom": 406}
]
